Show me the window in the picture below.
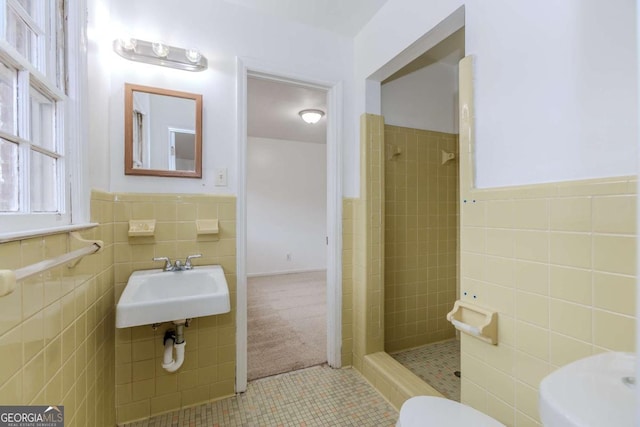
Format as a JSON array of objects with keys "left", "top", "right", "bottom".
[{"left": 0, "top": 0, "right": 73, "bottom": 234}]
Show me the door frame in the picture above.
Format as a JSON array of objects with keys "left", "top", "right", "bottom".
[{"left": 235, "top": 57, "right": 343, "bottom": 392}]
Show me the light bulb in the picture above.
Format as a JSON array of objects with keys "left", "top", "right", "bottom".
[
  {"left": 152, "top": 41, "right": 169, "bottom": 58},
  {"left": 299, "top": 109, "right": 325, "bottom": 124},
  {"left": 185, "top": 48, "right": 201, "bottom": 63},
  {"left": 118, "top": 37, "right": 136, "bottom": 51}
]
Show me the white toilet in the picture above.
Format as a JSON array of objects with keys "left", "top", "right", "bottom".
[{"left": 397, "top": 396, "right": 505, "bottom": 427}]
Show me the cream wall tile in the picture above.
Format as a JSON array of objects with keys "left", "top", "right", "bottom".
[
  {"left": 22, "top": 351, "right": 44, "bottom": 403},
  {"left": 484, "top": 256, "right": 515, "bottom": 287},
  {"left": 462, "top": 202, "right": 486, "bottom": 227},
  {"left": 486, "top": 393, "right": 515, "bottom": 427},
  {"left": 461, "top": 377, "right": 487, "bottom": 412},
  {"left": 117, "top": 401, "right": 150, "bottom": 425},
  {"left": 0, "top": 371, "right": 23, "bottom": 405},
  {"left": 549, "top": 300, "right": 592, "bottom": 342},
  {"left": 593, "top": 235, "right": 636, "bottom": 275},
  {"left": 462, "top": 252, "right": 485, "bottom": 282},
  {"left": 549, "top": 232, "right": 591, "bottom": 269},
  {"left": 0, "top": 286, "right": 22, "bottom": 335},
  {"left": 462, "top": 226, "right": 485, "bottom": 253},
  {"left": 512, "top": 199, "right": 548, "bottom": 230},
  {"left": 515, "top": 351, "right": 549, "bottom": 388},
  {"left": 514, "top": 231, "right": 549, "bottom": 263},
  {"left": 549, "top": 197, "right": 591, "bottom": 232},
  {"left": 485, "top": 366, "right": 515, "bottom": 406},
  {"left": 461, "top": 353, "right": 488, "bottom": 386},
  {"left": 549, "top": 266, "right": 591, "bottom": 305},
  {"left": 593, "top": 310, "right": 635, "bottom": 351},
  {"left": 515, "top": 321, "right": 548, "bottom": 360},
  {"left": 548, "top": 332, "right": 592, "bottom": 367},
  {"left": 485, "top": 283, "right": 515, "bottom": 317},
  {"left": 0, "top": 328, "right": 22, "bottom": 385},
  {"left": 497, "top": 315, "right": 516, "bottom": 347},
  {"left": 515, "top": 412, "right": 541, "bottom": 427},
  {"left": 486, "top": 200, "right": 514, "bottom": 229},
  {"left": 486, "top": 229, "right": 514, "bottom": 258},
  {"left": 515, "top": 381, "right": 540, "bottom": 423},
  {"left": 593, "top": 272, "right": 635, "bottom": 316},
  {"left": 484, "top": 342, "right": 515, "bottom": 376},
  {"left": 514, "top": 261, "right": 548, "bottom": 296},
  {"left": 592, "top": 195, "right": 636, "bottom": 234},
  {"left": 516, "top": 292, "right": 548, "bottom": 327}
]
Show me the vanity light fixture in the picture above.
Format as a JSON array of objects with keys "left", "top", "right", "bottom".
[
  {"left": 113, "top": 37, "right": 208, "bottom": 72},
  {"left": 298, "top": 109, "right": 325, "bottom": 124}
]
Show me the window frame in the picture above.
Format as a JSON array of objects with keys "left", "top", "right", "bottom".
[{"left": 0, "top": 0, "right": 90, "bottom": 239}]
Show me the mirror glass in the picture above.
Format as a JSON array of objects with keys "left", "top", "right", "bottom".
[{"left": 125, "top": 84, "right": 202, "bottom": 178}]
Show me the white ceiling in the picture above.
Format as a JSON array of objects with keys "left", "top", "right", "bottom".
[
  {"left": 222, "top": 0, "right": 389, "bottom": 37},
  {"left": 248, "top": 77, "right": 327, "bottom": 144}
]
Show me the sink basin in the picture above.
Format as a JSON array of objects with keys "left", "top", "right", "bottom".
[
  {"left": 539, "top": 352, "right": 636, "bottom": 427},
  {"left": 116, "top": 265, "right": 230, "bottom": 328}
]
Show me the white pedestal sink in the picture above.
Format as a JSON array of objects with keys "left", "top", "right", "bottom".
[
  {"left": 539, "top": 352, "right": 636, "bottom": 427},
  {"left": 116, "top": 265, "right": 230, "bottom": 328}
]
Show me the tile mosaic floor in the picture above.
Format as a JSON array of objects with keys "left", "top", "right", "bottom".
[
  {"left": 390, "top": 339, "right": 461, "bottom": 401},
  {"left": 123, "top": 365, "right": 398, "bottom": 427}
]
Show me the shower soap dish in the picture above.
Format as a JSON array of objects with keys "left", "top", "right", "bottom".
[
  {"left": 196, "top": 219, "right": 219, "bottom": 235},
  {"left": 446, "top": 300, "right": 498, "bottom": 345},
  {"left": 128, "top": 219, "right": 156, "bottom": 237}
]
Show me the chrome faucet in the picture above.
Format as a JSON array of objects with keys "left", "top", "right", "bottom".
[
  {"left": 184, "top": 254, "right": 202, "bottom": 269},
  {"left": 153, "top": 254, "right": 202, "bottom": 271},
  {"left": 153, "top": 257, "right": 174, "bottom": 271}
]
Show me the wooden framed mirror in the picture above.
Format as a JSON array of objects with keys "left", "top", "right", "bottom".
[{"left": 124, "top": 83, "right": 203, "bottom": 178}]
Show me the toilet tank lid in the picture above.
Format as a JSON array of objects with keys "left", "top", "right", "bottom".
[{"left": 399, "top": 396, "right": 506, "bottom": 427}]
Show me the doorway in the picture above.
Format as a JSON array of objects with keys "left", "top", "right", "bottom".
[
  {"left": 236, "top": 58, "right": 344, "bottom": 392},
  {"left": 246, "top": 77, "right": 328, "bottom": 380},
  {"left": 381, "top": 27, "right": 464, "bottom": 400}
]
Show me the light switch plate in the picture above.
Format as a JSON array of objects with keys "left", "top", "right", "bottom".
[{"left": 215, "top": 168, "right": 227, "bottom": 186}]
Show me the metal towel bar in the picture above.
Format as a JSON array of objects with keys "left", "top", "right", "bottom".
[{"left": 0, "top": 232, "right": 103, "bottom": 297}]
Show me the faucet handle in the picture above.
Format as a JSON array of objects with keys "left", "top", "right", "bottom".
[
  {"left": 185, "top": 254, "right": 202, "bottom": 269},
  {"left": 153, "top": 257, "right": 173, "bottom": 271}
]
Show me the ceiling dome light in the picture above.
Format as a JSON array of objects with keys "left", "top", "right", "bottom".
[
  {"left": 152, "top": 41, "right": 169, "bottom": 58},
  {"left": 185, "top": 48, "right": 202, "bottom": 63},
  {"left": 299, "top": 109, "right": 325, "bottom": 124}
]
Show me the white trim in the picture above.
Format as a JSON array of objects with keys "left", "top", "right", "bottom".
[
  {"left": 235, "top": 57, "right": 343, "bottom": 393},
  {"left": 636, "top": 0, "right": 640, "bottom": 420},
  {"left": 246, "top": 268, "right": 326, "bottom": 278},
  {"left": 65, "top": 0, "right": 90, "bottom": 225}
]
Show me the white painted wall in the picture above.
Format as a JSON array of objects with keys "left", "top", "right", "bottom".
[
  {"left": 87, "top": 0, "right": 354, "bottom": 194},
  {"left": 356, "top": 0, "right": 638, "bottom": 188},
  {"left": 246, "top": 137, "right": 327, "bottom": 276},
  {"left": 382, "top": 62, "right": 458, "bottom": 133}
]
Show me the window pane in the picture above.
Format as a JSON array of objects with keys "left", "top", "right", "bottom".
[
  {"left": 0, "top": 64, "right": 17, "bottom": 135},
  {"left": 30, "top": 87, "right": 55, "bottom": 151},
  {"left": 30, "top": 150, "right": 57, "bottom": 212},
  {"left": 6, "top": 8, "right": 35, "bottom": 63},
  {"left": 15, "top": 0, "right": 43, "bottom": 28},
  {"left": 0, "top": 139, "right": 19, "bottom": 212}
]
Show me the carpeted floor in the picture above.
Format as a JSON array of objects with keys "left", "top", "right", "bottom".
[{"left": 247, "top": 271, "right": 327, "bottom": 380}]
